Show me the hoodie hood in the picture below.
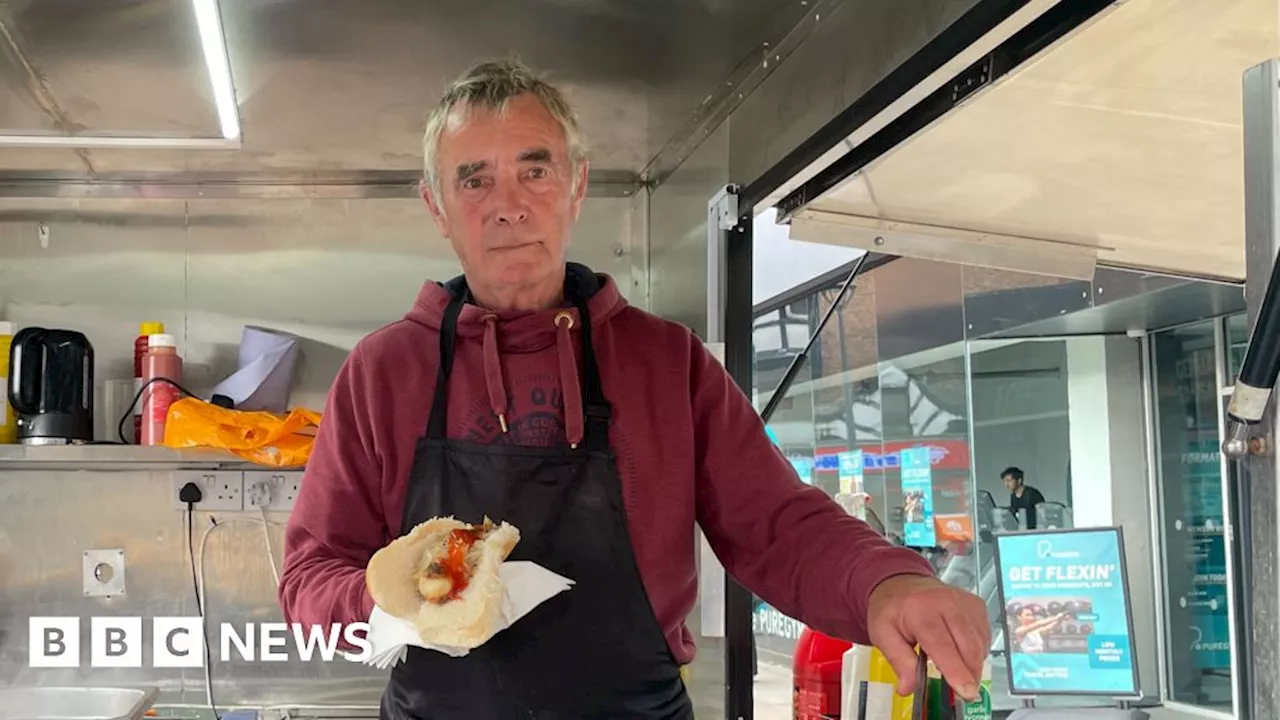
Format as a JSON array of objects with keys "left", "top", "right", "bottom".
[{"left": 404, "top": 262, "right": 627, "bottom": 447}]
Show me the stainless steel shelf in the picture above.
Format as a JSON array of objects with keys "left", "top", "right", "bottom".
[{"left": 0, "top": 444, "right": 288, "bottom": 471}]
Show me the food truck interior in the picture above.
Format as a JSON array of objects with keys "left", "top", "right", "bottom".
[{"left": 1, "top": 0, "right": 1279, "bottom": 719}]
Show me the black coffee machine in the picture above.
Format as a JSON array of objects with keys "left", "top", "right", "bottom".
[{"left": 7, "top": 327, "right": 94, "bottom": 445}]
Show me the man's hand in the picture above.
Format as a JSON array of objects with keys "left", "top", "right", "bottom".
[{"left": 867, "top": 574, "right": 990, "bottom": 701}]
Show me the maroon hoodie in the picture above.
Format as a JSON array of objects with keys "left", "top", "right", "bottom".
[{"left": 279, "top": 263, "right": 935, "bottom": 663}]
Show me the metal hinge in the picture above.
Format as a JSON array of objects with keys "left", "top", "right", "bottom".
[
  {"left": 708, "top": 183, "right": 740, "bottom": 230},
  {"left": 951, "top": 55, "right": 994, "bottom": 104}
]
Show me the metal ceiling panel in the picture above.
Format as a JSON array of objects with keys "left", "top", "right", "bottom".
[
  {"left": 0, "top": 0, "right": 814, "bottom": 177},
  {"left": 0, "top": 64, "right": 58, "bottom": 132},
  {"left": 797, "top": 0, "right": 1279, "bottom": 282},
  {"left": 729, "top": 0, "right": 982, "bottom": 193},
  {"left": 0, "top": 149, "right": 92, "bottom": 174},
  {"left": 0, "top": 0, "right": 220, "bottom": 136}
]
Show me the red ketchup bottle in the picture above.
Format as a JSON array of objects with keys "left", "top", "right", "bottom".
[
  {"left": 793, "top": 627, "right": 852, "bottom": 719},
  {"left": 134, "top": 321, "right": 165, "bottom": 443},
  {"left": 140, "top": 333, "right": 182, "bottom": 446}
]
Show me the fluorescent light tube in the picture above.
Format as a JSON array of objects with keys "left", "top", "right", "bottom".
[
  {"left": 0, "top": 0, "right": 241, "bottom": 148},
  {"left": 0, "top": 135, "right": 238, "bottom": 149},
  {"left": 192, "top": 0, "right": 240, "bottom": 140}
]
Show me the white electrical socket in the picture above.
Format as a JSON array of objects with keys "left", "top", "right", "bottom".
[
  {"left": 244, "top": 470, "right": 303, "bottom": 511},
  {"left": 173, "top": 471, "right": 244, "bottom": 511}
]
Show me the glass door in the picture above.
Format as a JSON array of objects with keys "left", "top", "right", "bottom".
[{"left": 1150, "top": 319, "right": 1236, "bottom": 716}]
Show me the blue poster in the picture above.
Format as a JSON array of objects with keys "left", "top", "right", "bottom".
[
  {"left": 765, "top": 426, "right": 780, "bottom": 446},
  {"left": 838, "top": 450, "right": 863, "bottom": 495},
  {"left": 1185, "top": 438, "right": 1231, "bottom": 670},
  {"left": 995, "top": 528, "right": 1139, "bottom": 697},
  {"left": 900, "top": 447, "right": 935, "bottom": 547}
]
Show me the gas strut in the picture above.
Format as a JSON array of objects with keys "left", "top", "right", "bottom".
[
  {"left": 1223, "top": 245, "right": 1280, "bottom": 459},
  {"left": 759, "top": 253, "right": 867, "bottom": 425}
]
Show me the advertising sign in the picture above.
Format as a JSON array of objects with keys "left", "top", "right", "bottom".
[
  {"left": 752, "top": 601, "right": 806, "bottom": 661},
  {"left": 838, "top": 450, "right": 863, "bottom": 495},
  {"left": 789, "top": 456, "right": 814, "bottom": 485},
  {"left": 993, "top": 527, "right": 1140, "bottom": 697},
  {"left": 933, "top": 513, "right": 973, "bottom": 543},
  {"left": 813, "top": 439, "right": 971, "bottom": 472},
  {"left": 899, "top": 447, "right": 936, "bottom": 547},
  {"left": 1184, "top": 437, "right": 1231, "bottom": 671}
]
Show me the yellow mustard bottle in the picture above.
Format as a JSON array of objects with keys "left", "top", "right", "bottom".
[
  {"left": 0, "top": 321, "right": 16, "bottom": 443},
  {"left": 841, "top": 644, "right": 916, "bottom": 719}
]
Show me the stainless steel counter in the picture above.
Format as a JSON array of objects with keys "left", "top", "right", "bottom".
[
  {"left": 0, "top": 444, "right": 264, "bottom": 471},
  {"left": 0, "top": 686, "right": 158, "bottom": 720}
]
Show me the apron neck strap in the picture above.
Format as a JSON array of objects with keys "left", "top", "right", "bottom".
[
  {"left": 426, "top": 284, "right": 611, "bottom": 452},
  {"left": 577, "top": 297, "right": 610, "bottom": 453},
  {"left": 425, "top": 289, "right": 466, "bottom": 441}
]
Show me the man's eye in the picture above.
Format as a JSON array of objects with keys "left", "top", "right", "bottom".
[
  {"left": 463, "top": 177, "right": 485, "bottom": 189},
  {"left": 528, "top": 167, "right": 548, "bottom": 179}
]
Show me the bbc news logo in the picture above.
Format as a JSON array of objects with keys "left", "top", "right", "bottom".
[{"left": 29, "top": 617, "right": 371, "bottom": 667}]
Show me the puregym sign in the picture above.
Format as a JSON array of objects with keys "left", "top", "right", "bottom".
[{"left": 29, "top": 617, "right": 371, "bottom": 667}]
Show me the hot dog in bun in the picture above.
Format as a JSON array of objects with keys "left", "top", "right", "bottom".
[{"left": 366, "top": 516, "right": 520, "bottom": 648}]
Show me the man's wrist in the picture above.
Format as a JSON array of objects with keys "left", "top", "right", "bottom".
[{"left": 855, "top": 556, "right": 937, "bottom": 626}]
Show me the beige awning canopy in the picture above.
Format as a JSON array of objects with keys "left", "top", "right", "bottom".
[{"left": 788, "top": 0, "right": 1279, "bottom": 283}]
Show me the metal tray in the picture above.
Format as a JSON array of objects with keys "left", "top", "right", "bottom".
[{"left": 0, "top": 686, "right": 159, "bottom": 720}]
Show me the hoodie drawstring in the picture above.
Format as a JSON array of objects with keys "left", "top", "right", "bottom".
[
  {"left": 481, "top": 311, "right": 585, "bottom": 447},
  {"left": 554, "top": 311, "right": 585, "bottom": 448},
  {"left": 481, "top": 315, "right": 508, "bottom": 433}
]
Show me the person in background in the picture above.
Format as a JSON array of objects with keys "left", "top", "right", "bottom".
[
  {"left": 280, "top": 57, "right": 991, "bottom": 719},
  {"left": 1002, "top": 466, "right": 1046, "bottom": 530},
  {"left": 1012, "top": 606, "right": 1067, "bottom": 654}
]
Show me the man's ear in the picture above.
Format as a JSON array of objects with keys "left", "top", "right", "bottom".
[
  {"left": 569, "top": 160, "right": 590, "bottom": 219},
  {"left": 420, "top": 179, "right": 449, "bottom": 236}
]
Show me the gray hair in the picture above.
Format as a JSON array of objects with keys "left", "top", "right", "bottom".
[{"left": 421, "top": 57, "right": 588, "bottom": 203}]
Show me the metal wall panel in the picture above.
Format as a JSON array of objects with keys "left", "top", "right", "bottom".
[
  {"left": 0, "top": 471, "right": 388, "bottom": 710},
  {"left": 648, "top": 120, "right": 730, "bottom": 337},
  {"left": 0, "top": 193, "right": 644, "bottom": 710},
  {"left": 1238, "top": 58, "right": 1280, "bottom": 719},
  {"left": 644, "top": 122, "right": 730, "bottom": 720}
]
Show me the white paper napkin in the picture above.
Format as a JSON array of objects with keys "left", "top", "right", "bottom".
[{"left": 350, "top": 560, "right": 574, "bottom": 669}]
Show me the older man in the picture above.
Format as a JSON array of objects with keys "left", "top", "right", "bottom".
[{"left": 280, "top": 58, "right": 990, "bottom": 719}]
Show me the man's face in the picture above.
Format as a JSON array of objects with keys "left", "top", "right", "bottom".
[
  {"left": 1003, "top": 474, "right": 1018, "bottom": 492},
  {"left": 422, "top": 93, "right": 589, "bottom": 297}
]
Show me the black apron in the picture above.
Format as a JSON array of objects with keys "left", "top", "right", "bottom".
[{"left": 380, "top": 285, "right": 695, "bottom": 720}]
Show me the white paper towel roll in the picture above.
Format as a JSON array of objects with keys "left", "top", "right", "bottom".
[{"left": 211, "top": 326, "right": 300, "bottom": 412}]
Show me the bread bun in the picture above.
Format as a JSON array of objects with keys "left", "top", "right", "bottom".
[{"left": 366, "top": 516, "right": 520, "bottom": 648}]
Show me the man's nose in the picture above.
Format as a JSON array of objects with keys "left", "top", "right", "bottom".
[
  {"left": 495, "top": 207, "right": 528, "bottom": 225},
  {"left": 493, "top": 186, "right": 529, "bottom": 225}
]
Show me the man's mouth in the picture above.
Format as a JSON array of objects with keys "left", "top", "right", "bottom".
[{"left": 491, "top": 242, "right": 540, "bottom": 252}]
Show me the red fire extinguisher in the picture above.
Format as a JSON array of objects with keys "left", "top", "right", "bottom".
[{"left": 793, "top": 627, "right": 851, "bottom": 720}]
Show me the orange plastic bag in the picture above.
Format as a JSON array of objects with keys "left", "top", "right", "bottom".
[{"left": 162, "top": 396, "right": 322, "bottom": 468}]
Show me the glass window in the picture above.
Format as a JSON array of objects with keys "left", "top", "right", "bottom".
[
  {"left": 966, "top": 338, "right": 1077, "bottom": 704},
  {"left": 968, "top": 340, "right": 1071, "bottom": 523},
  {"left": 877, "top": 346, "right": 974, "bottom": 590},
  {"left": 750, "top": 272, "right": 886, "bottom": 717},
  {"left": 751, "top": 290, "right": 817, "bottom": 717},
  {"left": 1226, "top": 312, "right": 1248, "bottom": 383},
  {"left": 1152, "top": 321, "right": 1233, "bottom": 711}
]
